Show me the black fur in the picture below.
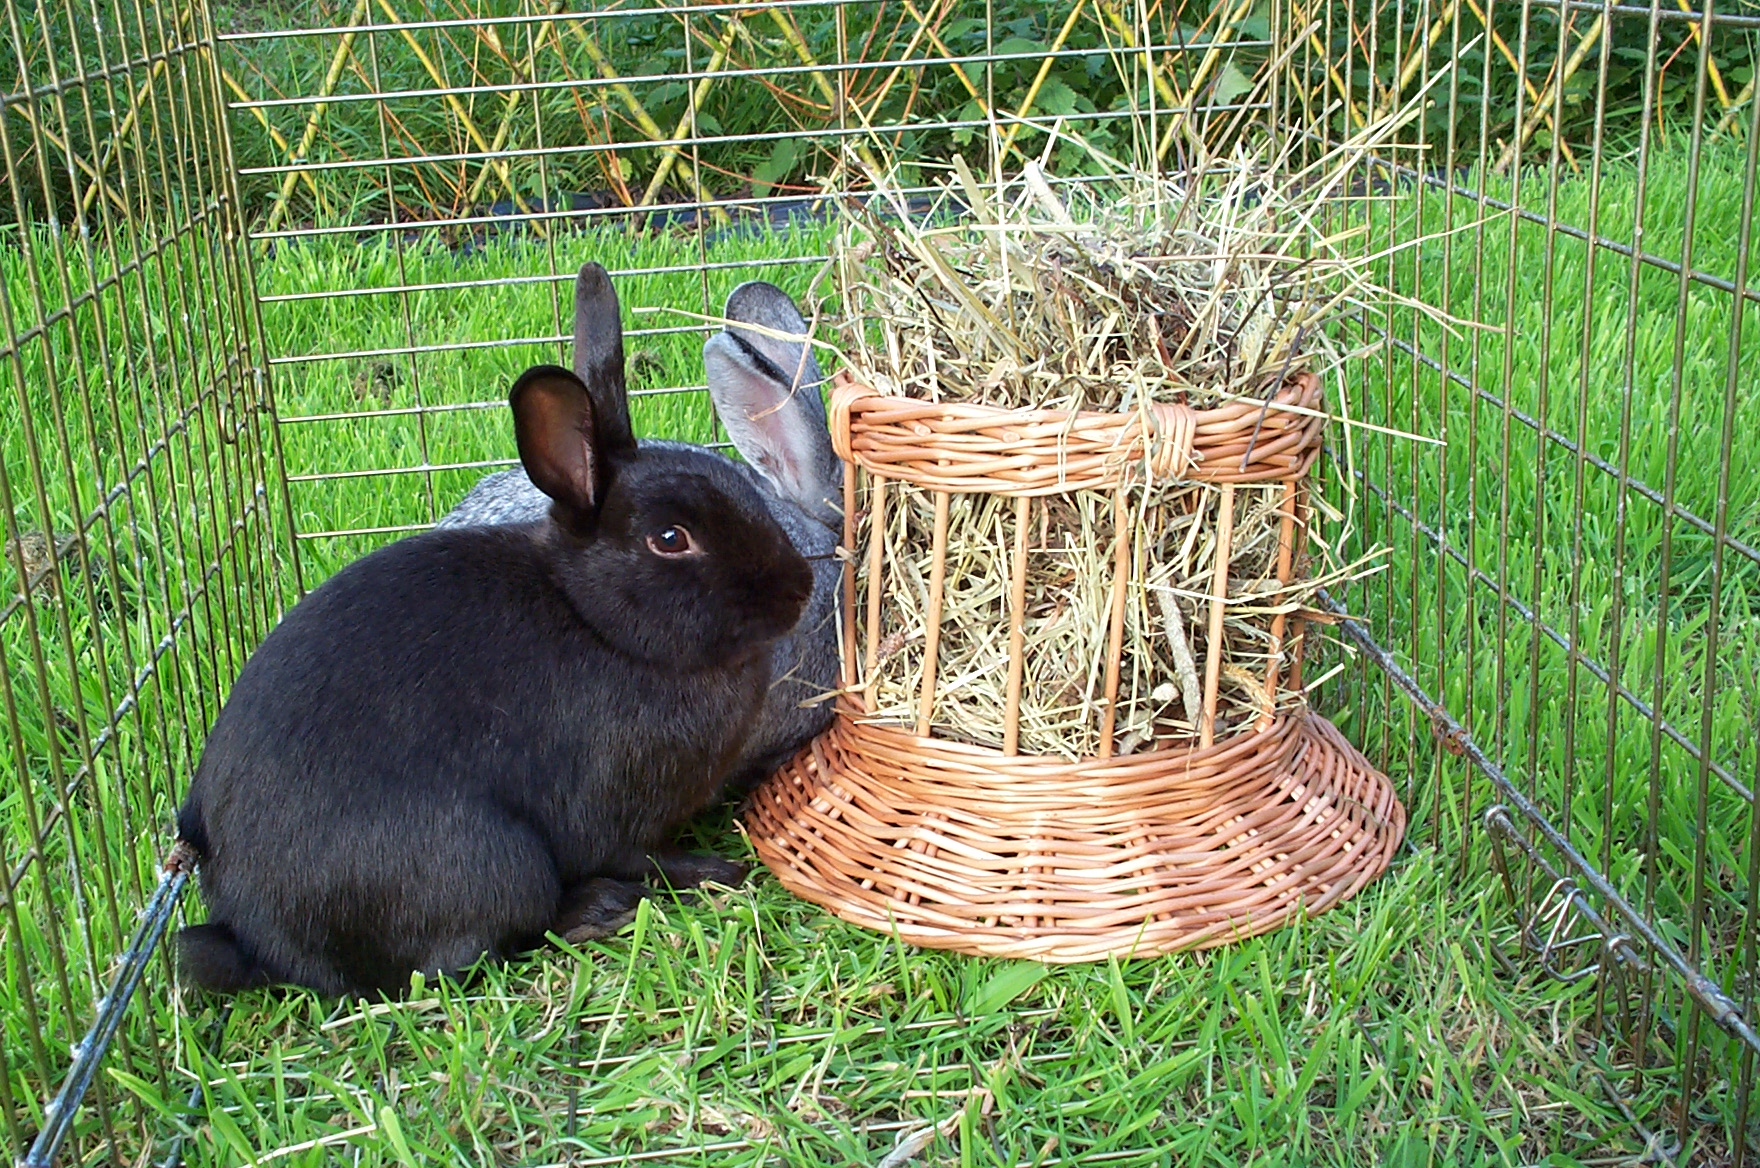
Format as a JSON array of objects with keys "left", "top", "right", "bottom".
[
  {"left": 176, "top": 923, "right": 272, "bottom": 993},
  {"left": 438, "top": 274, "right": 846, "bottom": 797},
  {"left": 174, "top": 265, "right": 811, "bottom": 998}
]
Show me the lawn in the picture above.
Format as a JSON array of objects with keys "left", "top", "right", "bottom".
[{"left": 4, "top": 139, "right": 1756, "bottom": 1165}]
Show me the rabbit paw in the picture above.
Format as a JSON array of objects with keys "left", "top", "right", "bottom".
[
  {"left": 649, "top": 851, "right": 750, "bottom": 891},
  {"left": 552, "top": 878, "right": 646, "bottom": 943}
]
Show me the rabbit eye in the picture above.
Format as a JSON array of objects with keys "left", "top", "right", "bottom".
[{"left": 647, "top": 526, "right": 695, "bottom": 557}]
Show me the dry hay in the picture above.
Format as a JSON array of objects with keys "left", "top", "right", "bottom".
[
  {"left": 832, "top": 144, "right": 1412, "bottom": 759},
  {"left": 854, "top": 479, "right": 1364, "bottom": 758},
  {"left": 836, "top": 152, "right": 1360, "bottom": 413}
]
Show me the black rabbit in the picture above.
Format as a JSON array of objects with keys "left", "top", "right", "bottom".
[
  {"left": 174, "top": 263, "right": 812, "bottom": 998},
  {"left": 438, "top": 275, "right": 844, "bottom": 795}
]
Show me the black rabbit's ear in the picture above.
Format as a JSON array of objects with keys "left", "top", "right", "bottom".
[
  {"left": 571, "top": 262, "right": 636, "bottom": 453},
  {"left": 510, "top": 365, "right": 604, "bottom": 514}
]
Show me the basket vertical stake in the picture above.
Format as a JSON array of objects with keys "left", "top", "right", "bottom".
[
  {"left": 863, "top": 474, "right": 887, "bottom": 709},
  {"left": 1259, "top": 478, "right": 1299, "bottom": 730},
  {"left": 1098, "top": 488, "right": 1132, "bottom": 759},
  {"left": 1003, "top": 493, "right": 1031, "bottom": 756},
  {"left": 915, "top": 490, "right": 952, "bottom": 738},
  {"left": 842, "top": 460, "right": 859, "bottom": 689},
  {"left": 1287, "top": 480, "right": 1310, "bottom": 694},
  {"left": 1200, "top": 483, "right": 1237, "bottom": 749}
]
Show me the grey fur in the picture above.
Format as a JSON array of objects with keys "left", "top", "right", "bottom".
[{"left": 439, "top": 275, "right": 842, "bottom": 792}]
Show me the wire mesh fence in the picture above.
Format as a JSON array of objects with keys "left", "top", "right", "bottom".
[
  {"left": 4, "top": 0, "right": 1759, "bottom": 1162},
  {"left": 2, "top": 0, "right": 284, "bottom": 1162},
  {"left": 1297, "top": 1, "right": 1760, "bottom": 1157}
]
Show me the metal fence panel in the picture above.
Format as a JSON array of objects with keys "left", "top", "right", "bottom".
[
  {"left": 2, "top": 0, "right": 281, "bottom": 1160},
  {"left": 3, "top": 0, "right": 1757, "bottom": 1161}
]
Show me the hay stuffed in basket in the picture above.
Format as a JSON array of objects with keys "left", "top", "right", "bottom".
[{"left": 831, "top": 149, "right": 1393, "bottom": 759}]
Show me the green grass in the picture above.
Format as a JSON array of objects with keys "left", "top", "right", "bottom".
[
  {"left": 114, "top": 849, "right": 1666, "bottom": 1167},
  {"left": 1332, "top": 139, "right": 1760, "bottom": 1041},
  {"left": 1317, "top": 141, "right": 1760, "bottom": 1161},
  {"left": 5, "top": 142, "right": 1760, "bottom": 1164}
]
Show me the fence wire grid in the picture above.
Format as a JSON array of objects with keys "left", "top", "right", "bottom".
[{"left": 4, "top": 0, "right": 1760, "bottom": 1163}]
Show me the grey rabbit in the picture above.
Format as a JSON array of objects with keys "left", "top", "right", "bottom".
[
  {"left": 174, "top": 263, "right": 813, "bottom": 997},
  {"left": 439, "top": 272, "right": 844, "bottom": 793}
]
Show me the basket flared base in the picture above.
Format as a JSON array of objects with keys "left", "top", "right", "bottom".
[{"left": 743, "top": 704, "right": 1406, "bottom": 962}]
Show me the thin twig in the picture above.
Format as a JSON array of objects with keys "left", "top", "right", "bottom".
[
  {"left": 1460, "top": 0, "right": 1581, "bottom": 175},
  {"left": 640, "top": 15, "right": 739, "bottom": 213},
  {"left": 265, "top": 0, "right": 371, "bottom": 235},
  {"left": 220, "top": 66, "right": 325, "bottom": 211},
  {"left": 572, "top": 27, "right": 727, "bottom": 221},
  {"left": 996, "top": 1, "right": 1090, "bottom": 160},
  {"left": 373, "top": 0, "right": 537, "bottom": 227},
  {"left": 1493, "top": 10, "right": 1605, "bottom": 174},
  {"left": 464, "top": 1, "right": 569, "bottom": 209}
]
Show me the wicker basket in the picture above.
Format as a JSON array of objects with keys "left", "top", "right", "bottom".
[{"left": 742, "top": 370, "right": 1405, "bottom": 961}]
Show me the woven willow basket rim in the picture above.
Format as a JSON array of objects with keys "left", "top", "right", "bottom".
[
  {"left": 827, "top": 367, "right": 1326, "bottom": 493},
  {"left": 745, "top": 704, "right": 1406, "bottom": 962}
]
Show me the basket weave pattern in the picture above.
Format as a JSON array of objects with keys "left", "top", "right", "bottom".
[
  {"left": 745, "top": 369, "right": 1405, "bottom": 961},
  {"left": 747, "top": 702, "right": 1404, "bottom": 962},
  {"left": 828, "top": 370, "right": 1327, "bottom": 493}
]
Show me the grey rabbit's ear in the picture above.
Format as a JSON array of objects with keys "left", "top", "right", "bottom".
[
  {"left": 703, "top": 281, "right": 842, "bottom": 526},
  {"left": 510, "top": 365, "right": 605, "bottom": 515},
  {"left": 571, "top": 262, "right": 636, "bottom": 453}
]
